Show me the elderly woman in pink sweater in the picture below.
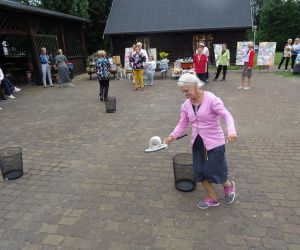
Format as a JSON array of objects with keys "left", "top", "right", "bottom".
[{"left": 164, "top": 73, "right": 237, "bottom": 209}]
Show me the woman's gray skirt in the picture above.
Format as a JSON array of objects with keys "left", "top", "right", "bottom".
[
  {"left": 242, "top": 62, "right": 252, "bottom": 78},
  {"left": 57, "top": 63, "right": 71, "bottom": 84}
]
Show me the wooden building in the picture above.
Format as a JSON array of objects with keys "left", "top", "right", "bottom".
[
  {"left": 0, "top": 0, "right": 88, "bottom": 83},
  {"left": 104, "top": 0, "right": 252, "bottom": 64}
]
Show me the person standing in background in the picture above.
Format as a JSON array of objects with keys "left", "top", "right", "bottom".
[
  {"left": 239, "top": 41, "right": 255, "bottom": 90},
  {"left": 201, "top": 42, "right": 210, "bottom": 83},
  {"left": 193, "top": 45, "right": 207, "bottom": 83},
  {"left": 130, "top": 46, "right": 146, "bottom": 91},
  {"left": 144, "top": 56, "right": 156, "bottom": 86},
  {"left": 55, "top": 49, "right": 72, "bottom": 88},
  {"left": 277, "top": 39, "right": 293, "bottom": 72},
  {"left": 39, "top": 47, "right": 54, "bottom": 88},
  {"left": 213, "top": 43, "right": 230, "bottom": 81}
]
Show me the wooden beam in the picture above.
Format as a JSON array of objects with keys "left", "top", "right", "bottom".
[
  {"left": 0, "top": 30, "right": 27, "bottom": 36},
  {"left": 27, "top": 17, "right": 41, "bottom": 84},
  {"left": 80, "top": 24, "right": 86, "bottom": 68},
  {"left": 59, "top": 24, "right": 66, "bottom": 55}
]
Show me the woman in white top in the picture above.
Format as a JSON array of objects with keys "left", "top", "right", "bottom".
[{"left": 277, "top": 39, "right": 293, "bottom": 71}]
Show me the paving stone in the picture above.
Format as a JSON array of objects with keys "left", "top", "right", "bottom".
[
  {"left": 39, "top": 224, "right": 59, "bottom": 234},
  {"left": 42, "top": 234, "right": 64, "bottom": 246},
  {"left": 0, "top": 73, "right": 299, "bottom": 249}
]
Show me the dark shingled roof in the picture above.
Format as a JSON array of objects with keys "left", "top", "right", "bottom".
[
  {"left": 104, "top": 0, "right": 252, "bottom": 35},
  {"left": 0, "top": 0, "right": 89, "bottom": 22}
]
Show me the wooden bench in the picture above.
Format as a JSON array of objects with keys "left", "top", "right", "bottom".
[{"left": 87, "top": 70, "right": 96, "bottom": 80}]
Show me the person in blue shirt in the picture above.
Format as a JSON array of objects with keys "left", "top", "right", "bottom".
[{"left": 39, "top": 47, "right": 54, "bottom": 88}]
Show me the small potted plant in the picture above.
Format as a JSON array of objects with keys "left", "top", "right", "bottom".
[{"left": 159, "top": 52, "right": 170, "bottom": 62}]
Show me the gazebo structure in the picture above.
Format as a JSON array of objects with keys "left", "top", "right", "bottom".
[{"left": 0, "top": 0, "right": 88, "bottom": 83}]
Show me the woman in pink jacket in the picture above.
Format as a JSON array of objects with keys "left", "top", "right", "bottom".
[{"left": 164, "top": 73, "right": 237, "bottom": 209}]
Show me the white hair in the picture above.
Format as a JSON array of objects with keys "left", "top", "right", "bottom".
[
  {"left": 136, "top": 42, "right": 142, "bottom": 47},
  {"left": 177, "top": 73, "right": 204, "bottom": 88},
  {"left": 248, "top": 41, "right": 254, "bottom": 48}
]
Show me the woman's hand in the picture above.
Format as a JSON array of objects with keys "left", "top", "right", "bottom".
[
  {"left": 227, "top": 134, "right": 237, "bottom": 143},
  {"left": 164, "top": 135, "right": 175, "bottom": 144}
]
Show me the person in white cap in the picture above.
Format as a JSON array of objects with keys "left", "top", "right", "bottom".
[
  {"left": 199, "top": 42, "right": 209, "bottom": 83},
  {"left": 164, "top": 73, "right": 237, "bottom": 209}
]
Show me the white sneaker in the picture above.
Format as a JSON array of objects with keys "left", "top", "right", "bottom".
[
  {"left": 0, "top": 107, "right": 2, "bottom": 110},
  {"left": 244, "top": 86, "right": 250, "bottom": 90},
  {"left": 285, "top": 70, "right": 288, "bottom": 72},
  {"left": 14, "top": 87, "right": 21, "bottom": 92},
  {"left": 68, "top": 83, "right": 74, "bottom": 87},
  {"left": 8, "top": 95, "right": 15, "bottom": 99},
  {"left": 238, "top": 86, "right": 243, "bottom": 90}
]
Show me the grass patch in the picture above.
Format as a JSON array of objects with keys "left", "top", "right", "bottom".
[{"left": 274, "top": 71, "right": 300, "bottom": 78}]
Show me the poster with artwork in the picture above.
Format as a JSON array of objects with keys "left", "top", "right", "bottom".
[
  {"left": 236, "top": 41, "right": 250, "bottom": 65},
  {"left": 124, "top": 48, "right": 133, "bottom": 70},
  {"left": 257, "top": 42, "right": 277, "bottom": 66},
  {"left": 213, "top": 44, "right": 222, "bottom": 66},
  {"left": 148, "top": 48, "right": 157, "bottom": 62}
]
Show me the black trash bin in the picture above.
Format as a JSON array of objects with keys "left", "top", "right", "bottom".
[
  {"left": 0, "top": 147, "right": 23, "bottom": 180},
  {"left": 105, "top": 97, "right": 116, "bottom": 113},
  {"left": 172, "top": 153, "right": 196, "bottom": 192}
]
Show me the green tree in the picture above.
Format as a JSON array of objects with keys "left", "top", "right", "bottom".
[
  {"left": 258, "top": 0, "right": 300, "bottom": 50},
  {"left": 16, "top": 0, "right": 89, "bottom": 18},
  {"left": 250, "top": 0, "right": 265, "bottom": 26},
  {"left": 41, "top": 0, "right": 89, "bottom": 18},
  {"left": 16, "top": 0, "right": 41, "bottom": 6},
  {"left": 85, "top": 0, "right": 113, "bottom": 54}
]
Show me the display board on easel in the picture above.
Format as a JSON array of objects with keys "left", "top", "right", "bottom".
[
  {"left": 213, "top": 44, "right": 222, "bottom": 66},
  {"left": 236, "top": 41, "right": 250, "bottom": 65},
  {"left": 148, "top": 48, "right": 157, "bottom": 62},
  {"left": 257, "top": 42, "right": 277, "bottom": 71},
  {"left": 124, "top": 48, "right": 132, "bottom": 70}
]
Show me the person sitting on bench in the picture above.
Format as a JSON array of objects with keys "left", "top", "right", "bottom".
[{"left": 0, "top": 67, "right": 21, "bottom": 99}]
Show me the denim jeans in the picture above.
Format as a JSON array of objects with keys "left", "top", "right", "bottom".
[
  {"left": 145, "top": 71, "right": 154, "bottom": 85},
  {"left": 41, "top": 63, "right": 52, "bottom": 86},
  {"left": 1, "top": 78, "right": 14, "bottom": 95}
]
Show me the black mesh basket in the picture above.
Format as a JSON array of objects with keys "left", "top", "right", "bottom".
[
  {"left": 172, "top": 153, "right": 196, "bottom": 192},
  {"left": 105, "top": 97, "right": 116, "bottom": 113},
  {"left": 0, "top": 147, "right": 23, "bottom": 180}
]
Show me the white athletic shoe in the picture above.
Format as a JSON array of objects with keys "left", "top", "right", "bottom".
[
  {"left": 238, "top": 86, "right": 243, "bottom": 90},
  {"left": 8, "top": 95, "right": 15, "bottom": 99},
  {"left": 14, "top": 87, "right": 21, "bottom": 92},
  {"left": 244, "top": 86, "right": 250, "bottom": 90}
]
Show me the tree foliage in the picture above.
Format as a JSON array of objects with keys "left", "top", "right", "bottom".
[
  {"left": 41, "top": 0, "right": 89, "bottom": 18},
  {"left": 84, "top": 0, "right": 113, "bottom": 54},
  {"left": 258, "top": 0, "right": 300, "bottom": 49},
  {"left": 250, "top": 0, "right": 264, "bottom": 26}
]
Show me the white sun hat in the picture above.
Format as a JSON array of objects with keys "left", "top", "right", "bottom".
[{"left": 144, "top": 136, "right": 168, "bottom": 153}]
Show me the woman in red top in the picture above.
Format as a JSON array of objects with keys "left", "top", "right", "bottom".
[
  {"left": 239, "top": 42, "right": 255, "bottom": 90},
  {"left": 193, "top": 46, "right": 207, "bottom": 82}
]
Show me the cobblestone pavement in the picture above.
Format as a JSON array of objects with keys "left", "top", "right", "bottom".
[{"left": 0, "top": 71, "right": 299, "bottom": 250}]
